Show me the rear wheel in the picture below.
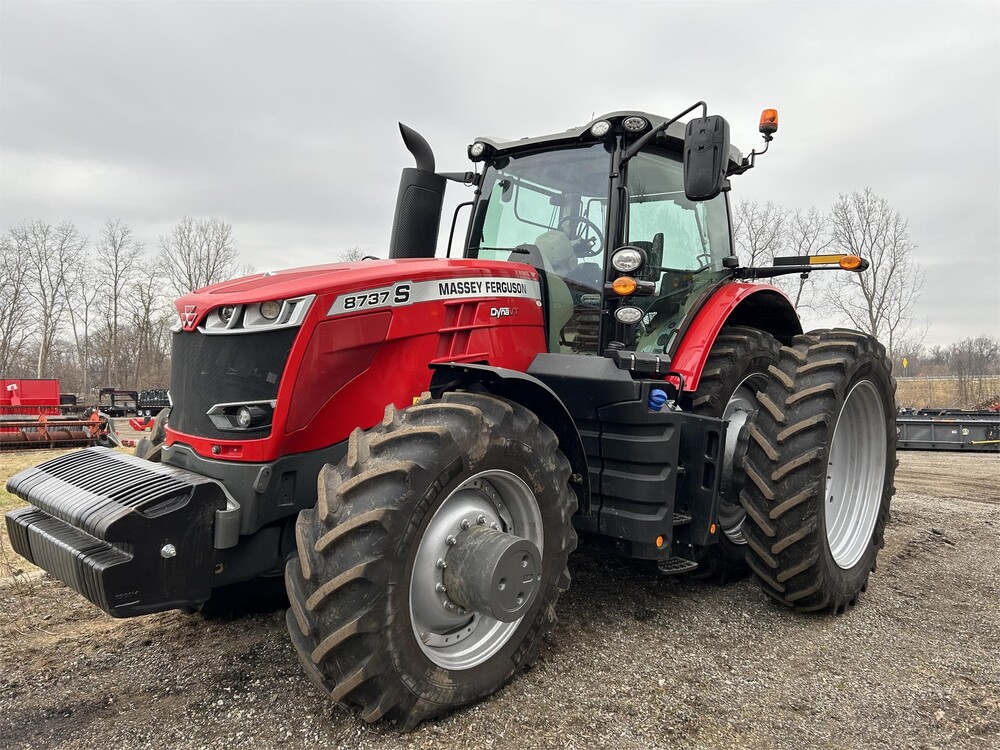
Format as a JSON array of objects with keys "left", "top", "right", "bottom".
[
  {"left": 741, "top": 329, "right": 896, "bottom": 612},
  {"left": 689, "top": 326, "right": 780, "bottom": 582},
  {"left": 286, "top": 392, "right": 577, "bottom": 728}
]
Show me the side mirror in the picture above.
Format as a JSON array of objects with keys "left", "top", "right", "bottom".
[{"left": 683, "top": 115, "right": 731, "bottom": 201}]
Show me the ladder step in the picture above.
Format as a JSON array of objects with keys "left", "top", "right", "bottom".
[
  {"left": 672, "top": 512, "right": 692, "bottom": 526},
  {"left": 657, "top": 557, "right": 699, "bottom": 575}
]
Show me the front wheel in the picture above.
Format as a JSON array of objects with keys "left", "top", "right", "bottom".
[
  {"left": 741, "top": 329, "right": 896, "bottom": 612},
  {"left": 285, "top": 392, "right": 577, "bottom": 728}
]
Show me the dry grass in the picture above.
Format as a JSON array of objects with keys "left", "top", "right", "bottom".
[{"left": 895, "top": 377, "right": 1000, "bottom": 410}]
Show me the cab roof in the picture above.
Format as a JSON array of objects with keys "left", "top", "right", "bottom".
[{"left": 475, "top": 110, "right": 744, "bottom": 168}]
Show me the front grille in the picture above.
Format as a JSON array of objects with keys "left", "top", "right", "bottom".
[{"left": 170, "top": 328, "right": 298, "bottom": 440}]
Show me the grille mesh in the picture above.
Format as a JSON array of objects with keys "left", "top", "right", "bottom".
[{"left": 169, "top": 327, "right": 297, "bottom": 439}]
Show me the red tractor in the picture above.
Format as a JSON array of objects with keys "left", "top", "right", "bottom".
[{"left": 6, "top": 103, "right": 895, "bottom": 728}]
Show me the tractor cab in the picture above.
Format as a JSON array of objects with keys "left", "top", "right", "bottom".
[
  {"left": 391, "top": 106, "right": 746, "bottom": 361},
  {"left": 463, "top": 116, "right": 737, "bottom": 356}
]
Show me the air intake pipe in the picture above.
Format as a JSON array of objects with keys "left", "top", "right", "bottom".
[{"left": 388, "top": 124, "right": 446, "bottom": 259}]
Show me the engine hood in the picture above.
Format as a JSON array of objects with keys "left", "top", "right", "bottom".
[{"left": 173, "top": 258, "right": 541, "bottom": 331}]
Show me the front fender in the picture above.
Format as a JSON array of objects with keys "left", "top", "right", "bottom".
[
  {"left": 429, "top": 363, "right": 591, "bottom": 516},
  {"left": 672, "top": 283, "right": 802, "bottom": 393}
]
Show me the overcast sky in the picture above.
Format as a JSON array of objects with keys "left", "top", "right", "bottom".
[{"left": 1, "top": 0, "right": 997, "bottom": 346}]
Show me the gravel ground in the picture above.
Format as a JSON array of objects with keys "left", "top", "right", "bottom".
[{"left": 1, "top": 451, "right": 998, "bottom": 749}]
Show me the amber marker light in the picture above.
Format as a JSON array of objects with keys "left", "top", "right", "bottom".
[
  {"left": 838, "top": 255, "right": 863, "bottom": 270},
  {"left": 759, "top": 109, "right": 779, "bottom": 135},
  {"left": 710, "top": 523, "right": 717, "bottom": 535},
  {"left": 612, "top": 276, "right": 638, "bottom": 296},
  {"left": 655, "top": 535, "right": 665, "bottom": 548}
]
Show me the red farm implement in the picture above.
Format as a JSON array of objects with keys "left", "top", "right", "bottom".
[{"left": 1, "top": 379, "right": 120, "bottom": 450}]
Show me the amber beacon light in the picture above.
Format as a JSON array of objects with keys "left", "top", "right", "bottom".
[{"left": 759, "top": 109, "right": 779, "bottom": 135}]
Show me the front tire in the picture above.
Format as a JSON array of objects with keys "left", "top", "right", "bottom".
[
  {"left": 689, "top": 326, "right": 780, "bottom": 582},
  {"left": 286, "top": 392, "right": 577, "bottom": 728},
  {"left": 741, "top": 329, "right": 896, "bottom": 612}
]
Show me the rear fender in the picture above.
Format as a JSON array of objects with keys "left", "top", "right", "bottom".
[
  {"left": 429, "top": 363, "right": 590, "bottom": 515},
  {"left": 671, "top": 283, "right": 801, "bottom": 393}
]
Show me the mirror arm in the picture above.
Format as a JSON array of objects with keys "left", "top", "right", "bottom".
[{"left": 621, "top": 101, "right": 708, "bottom": 166}]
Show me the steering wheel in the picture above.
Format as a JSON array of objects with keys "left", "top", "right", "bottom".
[{"left": 557, "top": 215, "right": 605, "bottom": 258}]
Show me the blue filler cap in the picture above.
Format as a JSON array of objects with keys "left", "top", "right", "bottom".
[{"left": 648, "top": 388, "right": 668, "bottom": 411}]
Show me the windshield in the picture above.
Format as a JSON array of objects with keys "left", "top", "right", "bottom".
[
  {"left": 471, "top": 143, "right": 610, "bottom": 277},
  {"left": 470, "top": 144, "right": 612, "bottom": 355}
]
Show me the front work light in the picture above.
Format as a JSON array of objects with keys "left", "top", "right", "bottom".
[
  {"left": 622, "top": 116, "right": 648, "bottom": 133},
  {"left": 590, "top": 120, "right": 611, "bottom": 137},
  {"left": 468, "top": 142, "right": 486, "bottom": 161},
  {"left": 614, "top": 305, "right": 644, "bottom": 324},
  {"left": 611, "top": 247, "right": 646, "bottom": 273}
]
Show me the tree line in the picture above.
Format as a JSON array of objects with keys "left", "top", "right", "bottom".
[
  {"left": 0, "top": 217, "right": 249, "bottom": 401},
  {"left": 2, "top": 190, "right": 994, "bottom": 406},
  {"left": 732, "top": 188, "right": 998, "bottom": 405}
]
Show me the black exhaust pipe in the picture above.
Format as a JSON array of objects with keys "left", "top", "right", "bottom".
[{"left": 388, "top": 124, "right": 446, "bottom": 259}]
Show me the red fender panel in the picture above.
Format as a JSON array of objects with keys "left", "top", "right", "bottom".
[{"left": 671, "top": 283, "right": 801, "bottom": 393}]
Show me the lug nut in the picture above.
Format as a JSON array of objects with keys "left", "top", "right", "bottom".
[
  {"left": 457, "top": 607, "right": 467, "bottom": 616},
  {"left": 446, "top": 535, "right": 457, "bottom": 546},
  {"left": 160, "top": 544, "right": 177, "bottom": 559},
  {"left": 436, "top": 558, "right": 447, "bottom": 570},
  {"left": 435, "top": 583, "right": 447, "bottom": 593},
  {"left": 443, "top": 600, "right": 456, "bottom": 611},
  {"left": 460, "top": 518, "right": 471, "bottom": 530},
  {"left": 490, "top": 522, "right": 500, "bottom": 531},
  {"left": 477, "top": 514, "right": 487, "bottom": 525}
]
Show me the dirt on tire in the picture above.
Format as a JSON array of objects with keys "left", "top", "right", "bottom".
[{"left": 2, "top": 451, "right": 998, "bottom": 749}]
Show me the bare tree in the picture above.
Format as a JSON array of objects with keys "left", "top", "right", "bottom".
[
  {"left": 337, "top": 246, "right": 366, "bottom": 263},
  {"left": 127, "top": 265, "right": 173, "bottom": 387},
  {"left": 949, "top": 336, "right": 1000, "bottom": 406},
  {"left": 0, "top": 234, "right": 34, "bottom": 373},
  {"left": 10, "top": 221, "right": 86, "bottom": 377},
  {"left": 158, "top": 217, "right": 250, "bottom": 298},
  {"left": 95, "top": 220, "right": 142, "bottom": 385},
  {"left": 778, "top": 207, "right": 835, "bottom": 310},
  {"left": 732, "top": 200, "right": 787, "bottom": 267},
  {"left": 824, "top": 189, "right": 923, "bottom": 356},
  {"left": 63, "top": 250, "right": 102, "bottom": 397}
]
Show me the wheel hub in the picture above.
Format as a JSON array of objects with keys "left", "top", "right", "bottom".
[
  {"left": 444, "top": 526, "right": 541, "bottom": 622},
  {"left": 409, "top": 470, "right": 543, "bottom": 670}
]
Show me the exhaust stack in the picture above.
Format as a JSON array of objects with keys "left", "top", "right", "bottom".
[{"left": 388, "top": 124, "right": 446, "bottom": 259}]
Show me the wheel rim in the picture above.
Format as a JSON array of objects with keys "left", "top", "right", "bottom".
[
  {"left": 720, "top": 374, "right": 763, "bottom": 544},
  {"left": 825, "top": 380, "right": 887, "bottom": 570},
  {"left": 409, "top": 469, "right": 543, "bottom": 670}
]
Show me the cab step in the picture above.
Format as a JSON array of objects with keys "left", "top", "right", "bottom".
[{"left": 657, "top": 556, "right": 699, "bottom": 575}]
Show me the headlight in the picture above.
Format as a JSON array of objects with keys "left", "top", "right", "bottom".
[
  {"left": 219, "top": 306, "right": 236, "bottom": 323},
  {"left": 207, "top": 401, "right": 274, "bottom": 431},
  {"left": 611, "top": 246, "right": 646, "bottom": 273},
  {"left": 259, "top": 300, "right": 281, "bottom": 320},
  {"left": 614, "top": 306, "right": 644, "bottom": 324}
]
